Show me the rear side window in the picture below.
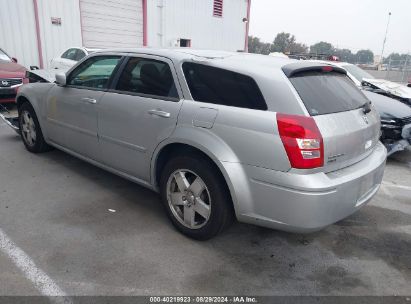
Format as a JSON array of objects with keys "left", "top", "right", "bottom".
[
  {"left": 116, "top": 57, "right": 178, "bottom": 99},
  {"left": 182, "top": 62, "right": 267, "bottom": 110},
  {"left": 289, "top": 71, "right": 368, "bottom": 116}
]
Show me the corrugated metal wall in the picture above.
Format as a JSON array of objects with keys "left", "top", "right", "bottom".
[
  {"left": 147, "top": 0, "right": 248, "bottom": 51},
  {"left": 37, "top": 0, "right": 82, "bottom": 68},
  {"left": 1, "top": 0, "right": 249, "bottom": 69},
  {"left": 0, "top": 0, "right": 39, "bottom": 68},
  {"left": 79, "top": 0, "right": 144, "bottom": 48},
  {"left": 0, "top": 0, "right": 82, "bottom": 69}
]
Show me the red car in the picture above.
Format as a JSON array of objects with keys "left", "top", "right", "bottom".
[{"left": 0, "top": 48, "right": 28, "bottom": 104}]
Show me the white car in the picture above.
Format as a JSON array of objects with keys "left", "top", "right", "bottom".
[
  {"left": 311, "top": 60, "right": 411, "bottom": 156},
  {"left": 313, "top": 60, "right": 411, "bottom": 104},
  {"left": 50, "top": 47, "right": 99, "bottom": 70}
]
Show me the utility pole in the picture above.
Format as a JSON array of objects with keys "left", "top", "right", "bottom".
[
  {"left": 402, "top": 53, "right": 410, "bottom": 83},
  {"left": 379, "top": 12, "right": 391, "bottom": 68}
]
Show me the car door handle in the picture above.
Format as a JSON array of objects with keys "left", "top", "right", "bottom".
[
  {"left": 81, "top": 97, "right": 97, "bottom": 104},
  {"left": 148, "top": 109, "right": 171, "bottom": 118}
]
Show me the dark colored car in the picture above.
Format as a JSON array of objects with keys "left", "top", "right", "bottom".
[
  {"left": 363, "top": 90, "right": 411, "bottom": 156},
  {"left": 0, "top": 48, "right": 28, "bottom": 104}
]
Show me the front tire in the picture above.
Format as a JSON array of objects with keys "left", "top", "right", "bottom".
[
  {"left": 18, "top": 102, "right": 52, "bottom": 153},
  {"left": 160, "top": 154, "right": 233, "bottom": 240}
]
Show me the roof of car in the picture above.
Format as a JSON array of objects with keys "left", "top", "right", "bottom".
[
  {"left": 96, "top": 48, "right": 238, "bottom": 58},
  {"left": 91, "top": 49, "right": 339, "bottom": 83},
  {"left": 95, "top": 48, "right": 295, "bottom": 70},
  {"left": 84, "top": 47, "right": 101, "bottom": 53}
]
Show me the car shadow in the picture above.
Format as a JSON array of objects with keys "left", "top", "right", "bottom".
[
  {"left": 0, "top": 127, "right": 20, "bottom": 141},
  {"left": 30, "top": 145, "right": 411, "bottom": 295}
]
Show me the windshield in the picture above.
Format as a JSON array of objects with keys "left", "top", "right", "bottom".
[
  {"left": 0, "top": 49, "right": 12, "bottom": 62},
  {"left": 343, "top": 64, "right": 375, "bottom": 82}
]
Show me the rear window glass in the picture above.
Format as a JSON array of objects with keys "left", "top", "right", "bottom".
[
  {"left": 182, "top": 62, "right": 267, "bottom": 110},
  {"left": 289, "top": 71, "right": 368, "bottom": 116}
]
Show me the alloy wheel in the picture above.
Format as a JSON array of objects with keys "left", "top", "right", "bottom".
[
  {"left": 166, "top": 169, "right": 211, "bottom": 229},
  {"left": 21, "top": 110, "right": 37, "bottom": 147}
]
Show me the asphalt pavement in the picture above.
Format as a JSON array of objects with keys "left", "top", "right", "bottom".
[{"left": 0, "top": 119, "right": 410, "bottom": 297}]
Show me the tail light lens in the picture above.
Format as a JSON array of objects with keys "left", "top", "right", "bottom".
[{"left": 277, "top": 113, "right": 324, "bottom": 169}]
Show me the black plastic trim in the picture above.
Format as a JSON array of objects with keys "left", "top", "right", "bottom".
[{"left": 107, "top": 89, "right": 180, "bottom": 102}]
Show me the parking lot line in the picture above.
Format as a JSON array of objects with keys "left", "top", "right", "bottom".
[
  {"left": 0, "top": 228, "right": 71, "bottom": 303},
  {"left": 382, "top": 182, "right": 411, "bottom": 191},
  {"left": 380, "top": 183, "right": 394, "bottom": 198}
]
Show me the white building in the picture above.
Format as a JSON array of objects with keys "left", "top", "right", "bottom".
[{"left": 0, "top": 0, "right": 251, "bottom": 69}]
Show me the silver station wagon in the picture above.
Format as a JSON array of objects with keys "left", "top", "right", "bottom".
[{"left": 16, "top": 49, "right": 387, "bottom": 240}]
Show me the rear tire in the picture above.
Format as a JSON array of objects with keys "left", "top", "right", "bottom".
[
  {"left": 18, "top": 102, "right": 52, "bottom": 153},
  {"left": 160, "top": 154, "right": 234, "bottom": 240}
]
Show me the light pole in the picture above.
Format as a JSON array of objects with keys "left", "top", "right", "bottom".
[{"left": 379, "top": 12, "right": 392, "bottom": 67}]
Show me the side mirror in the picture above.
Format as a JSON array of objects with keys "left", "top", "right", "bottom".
[
  {"left": 12, "top": 57, "right": 18, "bottom": 63},
  {"left": 55, "top": 72, "right": 67, "bottom": 86}
]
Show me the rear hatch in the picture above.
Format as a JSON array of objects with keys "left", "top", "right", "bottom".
[{"left": 283, "top": 63, "right": 380, "bottom": 172}]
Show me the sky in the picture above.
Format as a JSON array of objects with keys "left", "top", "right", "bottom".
[{"left": 248, "top": 0, "right": 411, "bottom": 55}]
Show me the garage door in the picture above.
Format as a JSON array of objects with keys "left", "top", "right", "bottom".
[{"left": 80, "top": 0, "right": 143, "bottom": 48}]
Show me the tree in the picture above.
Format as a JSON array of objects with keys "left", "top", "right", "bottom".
[
  {"left": 334, "top": 48, "right": 355, "bottom": 63},
  {"left": 248, "top": 36, "right": 271, "bottom": 55},
  {"left": 271, "top": 32, "right": 308, "bottom": 54},
  {"left": 383, "top": 52, "right": 409, "bottom": 64},
  {"left": 271, "top": 32, "right": 295, "bottom": 53},
  {"left": 248, "top": 33, "right": 391, "bottom": 66},
  {"left": 355, "top": 49, "right": 374, "bottom": 64},
  {"left": 289, "top": 42, "right": 308, "bottom": 54},
  {"left": 310, "top": 41, "right": 334, "bottom": 55}
]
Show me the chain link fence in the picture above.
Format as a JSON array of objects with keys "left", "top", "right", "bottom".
[{"left": 365, "top": 59, "right": 411, "bottom": 84}]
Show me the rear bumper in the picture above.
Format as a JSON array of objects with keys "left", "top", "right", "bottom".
[{"left": 230, "top": 142, "right": 387, "bottom": 233}]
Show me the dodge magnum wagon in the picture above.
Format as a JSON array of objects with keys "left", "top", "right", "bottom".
[{"left": 16, "top": 49, "right": 386, "bottom": 240}]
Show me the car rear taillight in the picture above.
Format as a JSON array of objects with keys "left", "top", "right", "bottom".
[{"left": 277, "top": 113, "right": 324, "bottom": 169}]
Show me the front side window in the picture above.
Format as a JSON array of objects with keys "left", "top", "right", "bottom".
[
  {"left": 182, "top": 62, "right": 267, "bottom": 110},
  {"left": 115, "top": 57, "right": 178, "bottom": 99},
  {"left": 62, "top": 48, "right": 77, "bottom": 60},
  {"left": 67, "top": 56, "right": 121, "bottom": 89}
]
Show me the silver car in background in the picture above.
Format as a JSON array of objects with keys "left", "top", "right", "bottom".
[{"left": 16, "top": 49, "right": 386, "bottom": 240}]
